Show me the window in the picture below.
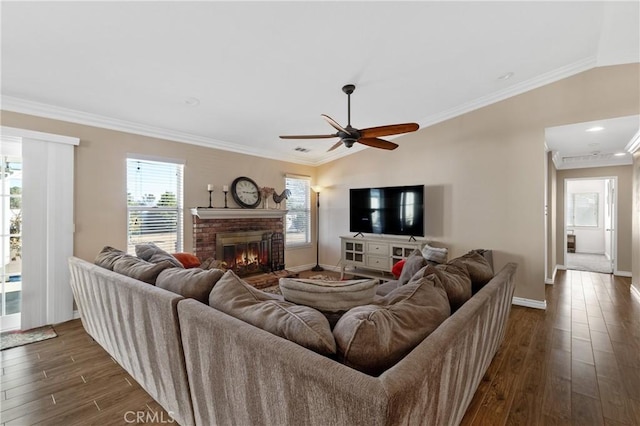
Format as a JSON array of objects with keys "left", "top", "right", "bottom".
[
  {"left": 127, "top": 157, "right": 184, "bottom": 254},
  {"left": 567, "top": 192, "right": 599, "bottom": 227},
  {"left": 285, "top": 175, "right": 311, "bottom": 247}
]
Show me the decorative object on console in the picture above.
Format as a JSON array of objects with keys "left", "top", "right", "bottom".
[
  {"left": 272, "top": 188, "right": 291, "bottom": 209},
  {"left": 260, "top": 187, "right": 275, "bottom": 209},
  {"left": 280, "top": 84, "right": 419, "bottom": 152},
  {"left": 311, "top": 185, "right": 324, "bottom": 271},
  {"left": 231, "top": 176, "right": 261, "bottom": 208},
  {"left": 421, "top": 243, "right": 448, "bottom": 264}
]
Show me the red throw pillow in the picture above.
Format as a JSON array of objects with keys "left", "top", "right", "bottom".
[
  {"left": 391, "top": 259, "right": 406, "bottom": 279},
  {"left": 172, "top": 252, "right": 201, "bottom": 269}
]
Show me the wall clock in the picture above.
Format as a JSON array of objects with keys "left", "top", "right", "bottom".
[{"left": 230, "top": 176, "right": 261, "bottom": 208}]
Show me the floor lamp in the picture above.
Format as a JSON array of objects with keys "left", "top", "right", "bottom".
[{"left": 311, "top": 185, "right": 324, "bottom": 272}]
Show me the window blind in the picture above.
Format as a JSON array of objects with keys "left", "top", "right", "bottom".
[
  {"left": 285, "top": 176, "right": 311, "bottom": 246},
  {"left": 126, "top": 158, "right": 184, "bottom": 254}
]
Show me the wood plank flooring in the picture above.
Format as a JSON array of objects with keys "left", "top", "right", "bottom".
[{"left": 1, "top": 269, "right": 639, "bottom": 425}]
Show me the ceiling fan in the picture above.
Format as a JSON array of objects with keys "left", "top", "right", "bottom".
[{"left": 280, "top": 84, "right": 419, "bottom": 151}]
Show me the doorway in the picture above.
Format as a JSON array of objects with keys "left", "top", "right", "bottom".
[
  {"left": 564, "top": 177, "right": 616, "bottom": 274},
  {"left": 1, "top": 139, "right": 22, "bottom": 331}
]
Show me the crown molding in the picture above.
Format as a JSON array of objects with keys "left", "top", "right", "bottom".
[
  {"left": 1, "top": 96, "right": 323, "bottom": 166},
  {"left": 626, "top": 129, "right": 640, "bottom": 154},
  {"left": 418, "top": 56, "right": 598, "bottom": 129}
]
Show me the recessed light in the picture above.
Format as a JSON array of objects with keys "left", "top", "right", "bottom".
[
  {"left": 614, "top": 152, "right": 626, "bottom": 157},
  {"left": 497, "top": 72, "right": 514, "bottom": 81},
  {"left": 184, "top": 97, "right": 200, "bottom": 107},
  {"left": 586, "top": 126, "right": 604, "bottom": 132}
]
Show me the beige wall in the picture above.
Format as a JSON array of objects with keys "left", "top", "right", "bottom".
[
  {"left": 633, "top": 151, "right": 640, "bottom": 293},
  {"left": 0, "top": 111, "right": 317, "bottom": 266},
  {"left": 555, "top": 166, "right": 633, "bottom": 273},
  {"left": 318, "top": 64, "right": 639, "bottom": 303}
]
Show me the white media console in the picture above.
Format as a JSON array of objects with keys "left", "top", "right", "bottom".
[{"left": 340, "top": 235, "right": 427, "bottom": 280}]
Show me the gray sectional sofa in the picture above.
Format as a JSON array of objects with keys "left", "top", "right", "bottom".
[{"left": 69, "top": 252, "right": 517, "bottom": 426}]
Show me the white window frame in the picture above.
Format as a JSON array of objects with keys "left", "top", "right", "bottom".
[
  {"left": 126, "top": 155, "right": 184, "bottom": 254},
  {"left": 285, "top": 174, "right": 311, "bottom": 248}
]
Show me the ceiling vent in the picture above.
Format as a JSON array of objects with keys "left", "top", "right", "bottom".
[{"left": 294, "top": 147, "right": 311, "bottom": 153}]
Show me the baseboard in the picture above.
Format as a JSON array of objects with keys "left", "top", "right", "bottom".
[
  {"left": 557, "top": 264, "right": 567, "bottom": 271},
  {"left": 512, "top": 297, "right": 547, "bottom": 310},
  {"left": 614, "top": 270, "right": 632, "bottom": 278},
  {"left": 73, "top": 310, "right": 80, "bottom": 319},
  {"left": 631, "top": 285, "right": 640, "bottom": 305},
  {"left": 545, "top": 266, "right": 558, "bottom": 285}
]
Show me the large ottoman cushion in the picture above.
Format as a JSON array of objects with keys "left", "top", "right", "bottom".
[
  {"left": 157, "top": 267, "right": 224, "bottom": 304},
  {"left": 333, "top": 274, "right": 450, "bottom": 376},
  {"left": 210, "top": 271, "right": 336, "bottom": 355},
  {"left": 279, "top": 278, "right": 378, "bottom": 312}
]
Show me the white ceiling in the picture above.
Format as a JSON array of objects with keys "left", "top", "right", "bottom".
[{"left": 2, "top": 1, "right": 639, "bottom": 166}]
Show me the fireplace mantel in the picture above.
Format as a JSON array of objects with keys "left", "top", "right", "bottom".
[{"left": 190, "top": 207, "right": 288, "bottom": 220}]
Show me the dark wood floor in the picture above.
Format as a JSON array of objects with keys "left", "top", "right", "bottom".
[{"left": 1, "top": 269, "right": 639, "bottom": 425}]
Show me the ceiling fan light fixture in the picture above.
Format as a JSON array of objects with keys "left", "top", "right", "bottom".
[
  {"left": 586, "top": 126, "right": 604, "bottom": 132},
  {"left": 614, "top": 152, "right": 626, "bottom": 157}
]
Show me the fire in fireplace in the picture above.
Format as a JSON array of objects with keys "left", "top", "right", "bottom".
[{"left": 216, "top": 231, "right": 285, "bottom": 277}]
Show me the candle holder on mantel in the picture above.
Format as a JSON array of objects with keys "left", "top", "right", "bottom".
[
  {"left": 223, "top": 190, "right": 229, "bottom": 208},
  {"left": 208, "top": 190, "right": 213, "bottom": 208}
]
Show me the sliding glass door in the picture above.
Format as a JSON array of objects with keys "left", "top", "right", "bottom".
[{"left": 1, "top": 140, "right": 22, "bottom": 331}]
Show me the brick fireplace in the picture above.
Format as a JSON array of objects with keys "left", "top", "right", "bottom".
[{"left": 191, "top": 208, "right": 287, "bottom": 276}]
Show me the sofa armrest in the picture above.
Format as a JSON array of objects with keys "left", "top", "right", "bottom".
[{"left": 178, "top": 299, "right": 389, "bottom": 426}]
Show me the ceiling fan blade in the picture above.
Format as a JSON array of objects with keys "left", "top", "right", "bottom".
[
  {"left": 358, "top": 137, "right": 399, "bottom": 150},
  {"left": 327, "top": 141, "right": 344, "bottom": 152},
  {"left": 359, "top": 123, "right": 419, "bottom": 138},
  {"left": 321, "top": 114, "right": 348, "bottom": 134},
  {"left": 279, "top": 134, "right": 338, "bottom": 139}
]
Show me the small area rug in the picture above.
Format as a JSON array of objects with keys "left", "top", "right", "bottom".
[{"left": 1, "top": 325, "right": 57, "bottom": 351}]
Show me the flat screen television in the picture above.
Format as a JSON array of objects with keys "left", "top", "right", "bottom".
[{"left": 350, "top": 185, "right": 424, "bottom": 237}]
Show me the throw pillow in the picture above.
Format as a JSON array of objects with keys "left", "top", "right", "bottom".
[
  {"left": 333, "top": 274, "right": 450, "bottom": 376},
  {"left": 95, "top": 246, "right": 129, "bottom": 270},
  {"left": 172, "top": 252, "right": 201, "bottom": 269},
  {"left": 279, "top": 278, "right": 378, "bottom": 312},
  {"left": 112, "top": 256, "right": 174, "bottom": 285},
  {"left": 135, "top": 243, "right": 183, "bottom": 268},
  {"left": 391, "top": 260, "right": 405, "bottom": 279},
  {"left": 397, "top": 249, "right": 427, "bottom": 285},
  {"left": 209, "top": 271, "right": 336, "bottom": 356},
  {"left": 421, "top": 243, "right": 448, "bottom": 264},
  {"left": 156, "top": 267, "right": 224, "bottom": 304},
  {"left": 448, "top": 250, "right": 494, "bottom": 293},
  {"left": 433, "top": 263, "right": 473, "bottom": 311}
]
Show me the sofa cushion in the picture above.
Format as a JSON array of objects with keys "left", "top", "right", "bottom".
[
  {"left": 448, "top": 250, "right": 494, "bottom": 293},
  {"left": 333, "top": 274, "right": 450, "bottom": 376},
  {"left": 397, "top": 249, "right": 427, "bottom": 285},
  {"left": 432, "top": 263, "right": 473, "bottom": 311},
  {"left": 157, "top": 267, "right": 224, "bottom": 304},
  {"left": 279, "top": 278, "right": 378, "bottom": 312},
  {"left": 376, "top": 280, "right": 401, "bottom": 296},
  {"left": 135, "top": 243, "right": 184, "bottom": 268},
  {"left": 421, "top": 243, "right": 448, "bottom": 264},
  {"left": 209, "top": 271, "right": 336, "bottom": 355},
  {"left": 391, "top": 259, "right": 405, "bottom": 279},
  {"left": 112, "top": 256, "right": 174, "bottom": 285},
  {"left": 172, "top": 252, "right": 201, "bottom": 269},
  {"left": 94, "top": 246, "right": 128, "bottom": 270}
]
